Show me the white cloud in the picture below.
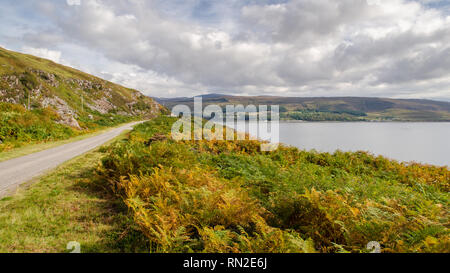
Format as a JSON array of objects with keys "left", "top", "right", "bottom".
[
  {"left": 2, "top": 0, "right": 449, "bottom": 100},
  {"left": 21, "top": 46, "right": 62, "bottom": 63},
  {"left": 66, "top": 0, "right": 81, "bottom": 6}
]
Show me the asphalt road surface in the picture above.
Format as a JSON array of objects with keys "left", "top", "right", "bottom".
[{"left": 0, "top": 121, "right": 142, "bottom": 197}]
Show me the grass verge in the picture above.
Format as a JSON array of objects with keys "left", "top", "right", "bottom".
[
  {"left": 0, "top": 121, "right": 138, "bottom": 163},
  {"left": 0, "top": 129, "right": 148, "bottom": 253}
]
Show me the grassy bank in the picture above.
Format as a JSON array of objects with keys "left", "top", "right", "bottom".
[
  {"left": 98, "top": 116, "right": 449, "bottom": 253},
  {"left": 0, "top": 102, "right": 138, "bottom": 155},
  {"left": 0, "top": 102, "right": 78, "bottom": 151},
  {"left": 0, "top": 129, "right": 148, "bottom": 253},
  {"left": 0, "top": 130, "right": 101, "bottom": 163},
  {"left": 0, "top": 121, "right": 135, "bottom": 163}
]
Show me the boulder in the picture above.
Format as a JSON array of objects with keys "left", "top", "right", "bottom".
[
  {"left": 66, "top": 116, "right": 81, "bottom": 129},
  {"left": 57, "top": 115, "right": 81, "bottom": 130}
]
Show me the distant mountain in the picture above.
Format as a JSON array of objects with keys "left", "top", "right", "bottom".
[
  {"left": 0, "top": 47, "right": 163, "bottom": 128},
  {"left": 157, "top": 94, "right": 450, "bottom": 121},
  {"left": 195, "top": 93, "right": 228, "bottom": 99}
]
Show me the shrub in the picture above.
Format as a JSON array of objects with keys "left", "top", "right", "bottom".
[
  {"left": 0, "top": 102, "right": 78, "bottom": 150},
  {"left": 97, "top": 116, "right": 450, "bottom": 253}
]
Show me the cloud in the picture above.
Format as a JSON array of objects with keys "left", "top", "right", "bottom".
[
  {"left": 1, "top": 0, "right": 449, "bottom": 100},
  {"left": 21, "top": 46, "right": 62, "bottom": 63},
  {"left": 22, "top": 32, "right": 64, "bottom": 48},
  {"left": 66, "top": 0, "right": 81, "bottom": 6}
]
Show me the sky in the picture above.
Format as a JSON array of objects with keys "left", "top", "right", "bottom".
[{"left": 1, "top": 0, "right": 450, "bottom": 100}]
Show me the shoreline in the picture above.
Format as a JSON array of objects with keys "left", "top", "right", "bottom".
[
  {"left": 279, "top": 119, "right": 450, "bottom": 123},
  {"left": 230, "top": 120, "right": 450, "bottom": 168}
]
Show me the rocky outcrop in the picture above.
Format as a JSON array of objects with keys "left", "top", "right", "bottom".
[
  {"left": 1, "top": 75, "right": 27, "bottom": 105},
  {"left": 67, "top": 78, "right": 104, "bottom": 90},
  {"left": 41, "top": 96, "right": 80, "bottom": 129},
  {"left": 31, "top": 69, "right": 59, "bottom": 87},
  {"left": 58, "top": 115, "right": 81, "bottom": 129},
  {"left": 85, "top": 97, "right": 117, "bottom": 114}
]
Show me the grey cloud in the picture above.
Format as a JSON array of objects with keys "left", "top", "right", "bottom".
[
  {"left": 241, "top": 0, "right": 372, "bottom": 44},
  {"left": 53, "top": 1, "right": 280, "bottom": 87},
  {"left": 376, "top": 46, "right": 450, "bottom": 84},
  {"left": 22, "top": 32, "right": 64, "bottom": 48},
  {"left": 6, "top": 0, "right": 450, "bottom": 100},
  {"left": 333, "top": 27, "right": 450, "bottom": 70}
]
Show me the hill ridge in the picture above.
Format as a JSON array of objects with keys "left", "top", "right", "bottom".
[{"left": 157, "top": 94, "right": 450, "bottom": 121}]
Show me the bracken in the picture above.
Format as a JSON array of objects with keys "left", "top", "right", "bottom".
[{"left": 97, "top": 116, "right": 449, "bottom": 253}]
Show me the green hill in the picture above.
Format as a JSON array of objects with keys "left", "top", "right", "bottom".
[
  {"left": 157, "top": 94, "right": 450, "bottom": 121},
  {"left": 0, "top": 47, "right": 163, "bottom": 150}
]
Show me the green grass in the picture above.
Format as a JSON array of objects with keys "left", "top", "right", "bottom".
[
  {"left": 0, "top": 103, "right": 78, "bottom": 150},
  {"left": 0, "top": 130, "right": 148, "bottom": 253}
]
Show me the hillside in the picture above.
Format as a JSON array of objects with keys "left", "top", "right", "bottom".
[
  {"left": 0, "top": 47, "right": 163, "bottom": 150},
  {"left": 157, "top": 94, "right": 450, "bottom": 121},
  {"left": 0, "top": 47, "right": 162, "bottom": 129}
]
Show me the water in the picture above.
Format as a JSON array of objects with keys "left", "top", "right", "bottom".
[{"left": 237, "top": 122, "right": 450, "bottom": 167}]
